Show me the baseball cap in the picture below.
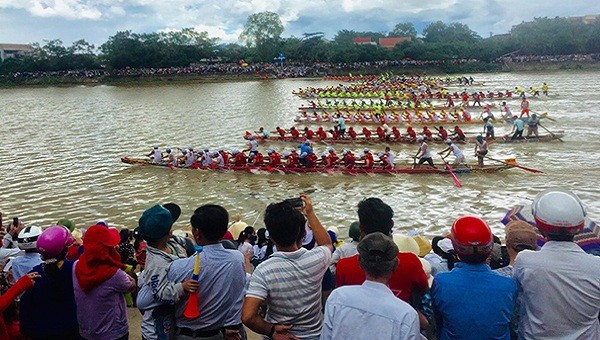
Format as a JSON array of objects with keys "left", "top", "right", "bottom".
[
  {"left": 138, "top": 204, "right": 174, "bottom": 241},
  {"left": 357, "top": 232, "right": 398, "bottom": 263},
  {"left": 57, "top": 218, "right": 76, "bottom": 232},
  {"left": 505, "top": 221, "right": 538, "bottom": 249}
]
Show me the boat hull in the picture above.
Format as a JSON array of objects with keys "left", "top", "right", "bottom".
[{"left": 121, "top": 157, "right": 512, "bottom": 175}]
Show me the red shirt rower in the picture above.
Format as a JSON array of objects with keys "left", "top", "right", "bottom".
[
  {"left": 362, "top": 127, "right": 372, "bottom": 139},
  {"left": 219, "top": 150, "right": 230, "bottom": 167},
  {"left": 342, "top": 151, "right": 355, "bottom": 169},
  {"left": 438, "top": 126, "right": 448, "bottom": 140},
  {"left": 316, "top": 127, "right": 327, "bottom": 140},
  {"left": 363, "top": 149, "right": 374, "bottom": 169},
  {"left": 276, "top": 126, "right": 286, "bottom": 139},
  {"left": 392, "top": 126, "right": 401, "bottom": 140},
  {"left": 290, "top": 127, "right": 300, "bottom": 139},
  {"left": 348, "top": 127, "right": 357, "bottom": 139},
  {"left": 232, "top": 150, "right": 247, "bottom": 167},
  {"left": 306, "top": 153, "right": 318, "bottom": 168},
  {"left": 407, "top": 126, "right": 417, "bottom": 140},
  {"left": 253, "top": 152, "right": 265, "bottom": 167},
  {"left": 452, "top": 126, "right": 466, "bottom": 141},
  {"left": 267, "top": 150, "right": 281, "bottom": 167},
  {"left": 304, "top": 127, "right": 314, "bottom": 140},
  {"left": 422, "top": 126, "right": 433, "bottom": 140},
  {"left": 327, "top": 148, "right": 339, "bottom": 167},
  {"left": 376, "top": 126, "right": 385, "bottom": 140}
]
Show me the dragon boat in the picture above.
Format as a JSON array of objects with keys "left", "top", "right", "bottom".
[{"left": 120, "top": 157, "right": 514, "bottom": 175}]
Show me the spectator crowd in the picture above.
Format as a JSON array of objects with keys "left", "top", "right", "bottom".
[{"left": 0, "top": 187, "right": 598, "bottom": 339}]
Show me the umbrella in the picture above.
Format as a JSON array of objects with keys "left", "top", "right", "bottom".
[{"left": 502, "top": 204, "right": 600, "bottom": 255}]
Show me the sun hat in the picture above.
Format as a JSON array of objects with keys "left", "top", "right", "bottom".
[
  {"left": 505, "top": 220, "right": 538, "bottom": 249},
  {"left": 392, "top": 234, "right": 419, "bottom": 256},
  {"left": 413, "top": 235, "right": 433, "bottom": 257}
]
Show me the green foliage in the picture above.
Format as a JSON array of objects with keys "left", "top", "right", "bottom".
[
  {"left": 239, "top": 11, "right": 284, "bottom": 48},
  {"left": 510, "top": 17, "right": 592, "bottom": 55},
  {"left": 390, "top": 22, "right": 417, "bottom": 40}
]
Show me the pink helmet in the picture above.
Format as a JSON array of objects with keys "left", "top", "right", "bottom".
[{"left": 37, "top": 226, "right": 74, "bottom": 259}]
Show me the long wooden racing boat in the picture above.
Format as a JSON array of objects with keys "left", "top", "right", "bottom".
[
  {"left": 494, "top": 131, "right": 565, "bottom": 144},
  {"left": 121, "top": 157, "right": 513, "bottom": 175}
]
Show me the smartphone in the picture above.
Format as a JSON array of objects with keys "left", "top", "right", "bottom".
[
  {"left": 284, "top": 197, "right": 304, "bottom": 208},
  {"left": 12, "top": 217, "right": 18, "bottom": 228}
]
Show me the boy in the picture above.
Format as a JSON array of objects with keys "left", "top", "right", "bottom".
[{"left": 136, "top": 204, "right": 198, "bottom": 340}]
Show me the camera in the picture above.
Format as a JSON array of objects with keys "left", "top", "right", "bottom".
[{"left": 284, "top": 197, "right": 304, "bottom": 208}]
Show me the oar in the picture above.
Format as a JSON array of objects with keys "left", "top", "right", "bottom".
[
  {"left": 538, "top": 123, "right": 564, "bottom": 142},
  {"left": 440, "top": 156, "right": 462, "bottom": 188},
  {"left": 483, "top": 156, "right": 543, "bottom": 173}
]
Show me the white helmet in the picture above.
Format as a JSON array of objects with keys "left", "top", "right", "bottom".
[
  {"left": 18, "top": 226, "right": 43, "bottom": 250},
  {"left": 532, "top": 189, "right": 585, "bottom": 237}
]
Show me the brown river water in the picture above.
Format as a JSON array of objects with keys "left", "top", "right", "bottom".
[{"left": 1, "top": 70, "right": 599, "bottom": 238}]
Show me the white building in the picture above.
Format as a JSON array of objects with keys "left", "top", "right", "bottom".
[{"left": 0, "top": 44, "right": 34, "bottom": 62}]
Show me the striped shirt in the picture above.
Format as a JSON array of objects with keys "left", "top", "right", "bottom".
[{"left": 247, "top": 245, "right": 332, "bottom": 339}]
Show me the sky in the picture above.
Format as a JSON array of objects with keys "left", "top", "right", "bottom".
[{"left": 1, "top": 0, "right": 599, "bottom": 48}]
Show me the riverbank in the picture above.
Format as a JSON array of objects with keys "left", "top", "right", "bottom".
[{"left": 2, "top": 61, "right": 599, "bottom": 88}]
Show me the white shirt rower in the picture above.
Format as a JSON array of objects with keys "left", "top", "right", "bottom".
[{"left": 151, "top": 146, "right": 162, "bottom": 164}]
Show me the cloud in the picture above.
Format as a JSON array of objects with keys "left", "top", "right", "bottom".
[{"left": 0, "top": 0, "right": 598, "bottom": 46}]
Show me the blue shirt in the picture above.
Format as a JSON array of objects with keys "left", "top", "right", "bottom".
[
  {"left": 321, "top": 281, "right": 421, "bottom": 340},
  {"left": 338, "top": 116, "right": 346, "bottom": 130},
  {"left": 299, "top": 143, "right": 313, "bottom": 155},
  {"left": 513, "top": 118, "right": 524, "bottom": 131},
  {"left": 432, "top": 262, "right": 517, "bottom": 340},
  {"left": 167, "top": 243, "right": 246, "bottom": 330},
  {"left": 11, "top": 252, "right": 42, "bottom": 281}
]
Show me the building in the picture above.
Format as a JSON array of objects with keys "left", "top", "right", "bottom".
[
  {"left": 352, "top": 37, "right": 376, "bottom": 46},
  {"left": 0, "top": 44, "right": 34, "bottom": 62},
  {"left": 378, "top": 37, "right": 411, "bottom": 50}
]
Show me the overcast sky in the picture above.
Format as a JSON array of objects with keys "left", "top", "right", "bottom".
[{"left": 1, "top": 0, "right": 599, "bottom": 48}]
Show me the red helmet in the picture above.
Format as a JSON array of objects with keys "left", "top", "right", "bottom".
[
  {"left": 451, "top": 216, "right": 493, "bottom": 256},
  {"left": 532, "top": 189, "right": 585, "bottom": 236}
]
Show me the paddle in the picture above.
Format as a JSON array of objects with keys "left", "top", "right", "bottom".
[
  {"left": 538, "top": 123, "right": 564, "bottom": 142},
  {"left": 483, "top": 156, "right": 544, "bottom": 173},
  {"left": 183, "top": 246, "right": 203, "bottom": 319},
  {"left": 440, "top": 156, "right": 462, "bottom": 188}
]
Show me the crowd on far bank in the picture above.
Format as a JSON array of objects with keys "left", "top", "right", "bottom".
[
  {"left": 0, "top": 187, "right": 598, "bottom": 340},
  {"left": 3, "top": 53, "right": 599, "bottom": 83}
]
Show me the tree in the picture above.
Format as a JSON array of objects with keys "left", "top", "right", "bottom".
[
  {"left": 239, "top": 11, "right": 284, "bottom": 48},
  {"left": 423, "top": 21, "right": 480, "bottom": 44},
  {"left": 390, "top": 22, "right": 417, "bottom": 40}
]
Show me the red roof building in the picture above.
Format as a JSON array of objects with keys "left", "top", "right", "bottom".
[
  {"left": 379, "top": 37, "right": 411, "bottom": 50},
  {"left": 352, "top": 37, "right": 376, "bottom": 45}
]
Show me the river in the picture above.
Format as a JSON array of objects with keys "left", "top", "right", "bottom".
[{"left": 1, "top": 70, "right": 599, "bottom": 239}]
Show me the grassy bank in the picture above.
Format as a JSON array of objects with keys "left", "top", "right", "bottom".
[{"left": 2, "top": 61, "right": 599, "bottom": 88}]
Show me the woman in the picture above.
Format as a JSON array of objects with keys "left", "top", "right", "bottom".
[
  {"left": 73, "top": 225, "right": 136, "bottom": 340},
  {"left": 20, "top": 225, "right": 80, "bottom": 339}
]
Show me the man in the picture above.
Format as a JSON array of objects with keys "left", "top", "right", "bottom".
[
  {"left": 148, "top": 146, "right": 163, "bottom": 164},
  {"left": 513, "top": 189, "right": 600, "bottom": 339},
  {"left": 483, "top": 117, "right": 495, "bottom": 139},
  {"left": 342, "top": 149, "right": 355, "bottom": 170},
  {"left": 321, "top": 232, "right": 421, "bottom": 340},
  {"left": 432, "top": 216, "right": 517, "bottom": 340},
  {"left": 412, "top": 136, "right": 434, "bottom": 169},
  {"left": 167, "top": 204, "right": 247, "bottom": 340},
  {"left": 439, "top": 139, "right": 468, "bottom": 168},
  {"left": 494, "top": 221, "right": 537, "bottom": 278},
  {"left": 450, "top": 125, "right": 465, "bottom": 141},
  {"left": 335, "top": 198, "right": 428, "bottom": 306},
  {"left": 242, "top": 195, "right": 332, "bottom": 339},
  {"left": 473, "top": 135, "right": 488, "bottom": 168},
  {"left": 337, "top": 114, "right": 346, "bottom": 137},
  {"left": 267, "top": 149, "right": 281, "bottom": 167},
  {"left": 520, "top": 97, "right": 530, "bottom": 118},
  {"left": 510, "top": 116, "right": 525, "bottom": 140},
  {"left": 526, "top": 113, "right": 540, "bottom": 138},
  {"left": 243, "top": 135, "right": 259, "bottom": 160}
]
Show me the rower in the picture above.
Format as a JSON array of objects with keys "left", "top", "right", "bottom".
[
  {"left": 231, "top": 149, "right": 247, "bottom": 167},
  {"left": 316, "top": 127, "right": 327, "bottom": 140},
  {"left": 319, "top": 152, "right": 328, "bottom": 167},
  {"left": 414, "top": 136, "right": 435, "bottom": 169},
  {"left": 473, "top": 135, "right": 488, "bottom": 168},
  {"left": 384, "top": 147, "right": 395, "bottom": 168},
  {"left": 201, "top": 149, "right": 212, "bottom": 167},
  {"left": 361, "top": 127, "right": 372, "bottom": 140},
  {"left": 219, "top": 148, "right": 229, "bottom": 167},
  {"left": 212, "top": 151, "right": 225, "bottom": 168},
  {"left": 451, "top": 125, "right": 466, "bottom": 141},
  {"left": 437, "top": 126, "right": 448, "bottom": 141},
  {"left": 501, "top": 101, "right": 512, "bottom": 121},
  {"left": 526, "top": 114, "right": 540, "bottom": 138},
  {"left": 363, "top": 148, "right": 374, "bottom": 169},
  {"left": 164, "top": 147, "right": 178, "bottom": 167},
  {"left": 276, "top": 126, "right": 286, "bottom": 139},
  {"left": 148, "top": 146, "right": 162, "bottom": 164},
  {"left": 422, "top": 126, "right": 433, "bottom": 141},
  {"left": 529, "top": 87, "right": 540, "bottom": 97},
  {"left": 285, "top": 150, "right": 299, "bottom": 168},
  {"left": 483, "top": 117, "right": 495, "bottom": 139},
  {"left": 406, "top": 126, "right": 417, "bottom": 141},
  {"left": 376, "top": 126, "right": 386, "bottom": 141},
  {"left": 438, "top": 139, "right": 468, "bottom": 168},
  {"left": 252, "top": 151, "right": 265, "bottom": 167},
  {"left": 290, "top": 127, "right": 300, "bottom": 139},
  {"left": 327, "top": 147, "right": 339, "bottom": 167},
  {"left": 184, "top": 147, "right": 197, "bottom": 167},
  {"left": 510, "top": 116, "right": 525, "bottom": 140},
  {"left": 391, "top": 126, "right": 402, "bottom": 141},
  {"left": 306, "top": 152, "right": 318, "bottom": 168},
  {"left": 243, "top": 135, "right": 259, "bottom": 160},
  {"left": 303, "top": 127, "right": 315, "bottom": 140},
  {"left": 257, "top": 127, "right": 270, "bottom": 139},
  {"left": 267, "top": 149, "right": 282, "bottom": 167},
  {"left": 520, "top": 97, "right": 530, "bottom": 118},
  {"left": 298, "top": 140, "right": 313, "bottom": 157},
  {"left": 337, "top": 114, "right": 347, "bottom": 137},
  {"left": 348, "top": 127, "right": 357, "bottom": 139},
  {"left": 542, "top": 82, "right": 549, "bottom": 96},
  {"left": 342, "top": 149, "right": 355, "bottom": 170}
]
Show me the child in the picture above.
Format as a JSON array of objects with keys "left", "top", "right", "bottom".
[{"left": 136, "top": 204, "right": 198, "bottom": 340}]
